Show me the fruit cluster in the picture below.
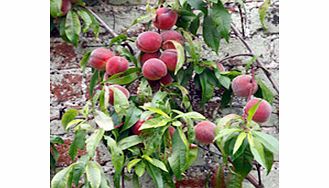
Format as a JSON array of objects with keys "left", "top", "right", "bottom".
[{"left": 137, "top": 8, "right": 184, "bottom": 87}]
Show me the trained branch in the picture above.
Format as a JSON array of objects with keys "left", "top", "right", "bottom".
[
  {"left": 238, "top": 4, "right": 245, "bottom": 38},
  {"left": 256, "top": 163, "right": 263, "bottom": 187},
  {"left": 217, "top": 53, "right": 254, "bottom": 64},
  {"left": 231, "top": 24, "right": 279, "bottom": 94},
  {"left": 86, "top": 7, "right": 118, "bottom": 37},
  {"left": 86, "top": 7, "right": 135, "bottom": 55}
]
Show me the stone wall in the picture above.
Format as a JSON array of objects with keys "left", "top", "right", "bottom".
[{"left": 50, "top": 0, "right": 279, "bottom": 187}]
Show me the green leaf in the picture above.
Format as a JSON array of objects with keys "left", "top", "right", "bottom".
[
  {"left": 87, "top": 10, "right": 100, "bottom": 38},
  {"left": 77, "top": 10, "right": 93, "bottom": 33},
  {"left": 187, "top": 0, "right": 207, "bottom": 15},
  {"left": 86, "top": 128, "right": 105, "bottom": 157},
  {"left": 216, "top": 114, "right": 242, "bottom": 129},
  {"left": 62, "top": 109, "right": 79, "bottom": 130},
  {"left": 168, "top": 129, "right": 187, "bottom": 180},
  {"left": 50, "top": 0, "right": 62, "bottom": 17},
  {"left": 50, "top": 136, "right": 64, "bottom": 144},
  {"left": 94, "top": 110, "right": 114, "bottom": 131},
  {"left": 51, "top": 166, "right": 72, "bottom": 188},
  {"left": 89, "top": 70, "right": 99, "bottom": 97},
  {"left": 248, "top": 134, "right": 268, "bottom": 172},
  {"left": 71, "top": 161, "right": 86, "bottom": 186},
  {"left": 215, "top": 69, "right": 231, "bottom": 89},
  {"left": 118, "top": 135, "right": 142, "bottom": 150},
  {"left": 263, "top": 146, "right": 274, "bottom": 175},
  {"left": 143, "top": 156, "right": 168, "bottom": 172},
  {"left": 142, "top": 106, "right": 170, "bottom": 119},
  {"left": 69, "top": 129, "right": 87, "bottom": 160},
  {"left": 255, "top": 77, "right": 275, "bottom": 104},
  {"left": 185, "top": 144, "right": 198, "bottom": 170},
  {"left": 227, "top": 171, "right": 244, "bottom": 188},
  {"left": 151, "top": 91, "right": 168, "bottom": 105},
  {"left": 127, "top": 159, "right": 141, "bottom": 173},
  {"left": 232, "top": 140, "right": 253, "bottom": 177},
  {"left": 245, "top": 56, "right": 257, "bottom": 70},
  {"left": 110, "top": 34, "right": 128, "bottom": 46},
  {"left": 135, "top": 161, "right": 146, "bottom": 177},
  {"left": 174, "top": 111, "right": 205, "bottom": 120},
  {"left": 86, "top": 161, "right": 102, "bottom": 188},
  {"left": 253, "top": 131, "right": 279, "bottom": 154},
  {"left": 189, "top": 13, "right": 201, "bottom": 35},
  {"left": 176, "top": 9, "right": 198, "bottom": 30},
  {"left": 145, "top": 163, "right": 164, "bottom": 188},
  {"left": 168, "top": 40, "right": 185, "bottom": 75},
  {"left": 259, "top": 0, "right": 271, "bottom": 30},
  {"left": 66, "top": 119, "right": 84, "bottom": 130},
  {"left": 139, "top": 117, "right": 170, "bottom": 130},
  {"left": 105, "top": 67, "right": 139, "bottom": 85},
  {"left": 246, "top": 99, "right": 262, "bottom": 124},
  {"left": 105, "top": 136, "right": 124, "bottom": 188},
  {"left": 198, "top": 72, "right": 215, "bottom": 105},
  {"left": 130, "top": 12, "right": 154, "bottom": 27},
  {"left": 210, "top": 1, "right": 231, "bottom": 42},
  {"left": 112, "top": 86, "right": 130, "bottom": 114},
  {"left": 233, "top": 132, "right": 246, "bottom": 154},
  {"left": 80, "top": 51, "right": 91, "bottom": 72},
  {"left": 100, "top": 171, "right": 111, "bottom": 188},
  {"left": 121, "top": 105, "right": 142, "bottom": 132},
  {"left": 203, "top": 15, "right": 220, "bottom": 52},
  {"left": 214, "top": 128, "right": 240, "bottom": 142},
  {"left": 65, "top": 10, "right": 81, "bottom": 46},
  {"left": 221, "top": 88, "right": 233, "bottom": 107}
]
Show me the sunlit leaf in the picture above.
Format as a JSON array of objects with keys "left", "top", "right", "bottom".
[
  {"left": 62, "top": 109, "right": 79, "bottom": 130},
  {"left": 118, "top": 135, "right": 142, "bottom": 150},
  {"left": 86, "top": 128, "right": 104, "bottom": 157},
  {"left": 86, "top": 161, "right": 102, "bottom": 188},
  {"left": 233, "top": 132, "right": 246, "bottom": 154},
  {"left": 94, "top": 110, "right": 114, "bottom": 131},
  {"left": 65, "top": 10, "right": 81, "bottom": 46},
  {"left": 259, "top": 0, "right": 271, "bottom": 30}
]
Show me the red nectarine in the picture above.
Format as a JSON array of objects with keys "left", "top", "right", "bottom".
[
  {"left": 244, "top": 98, "right": 272, "bottom": 123},
  {"left": 159, "top": 49, "right": 177, "bottom": 72},
  {"left": 194, "top": 121, "right": 216, "bottom": 145},
  {"left": 142, "top": 58, "right": 168, "bottom": 80},
  {"left": 88, "top": 48, "right": 114, "bottom": 70},
  {"left": 105, "top": 56, "right": 129, "bottom": 75},
  {"left": 136, "top": 31, "right": 162, "bottom": 53},
  {"left": 231, "top": 75, "right": 258, "bottom": 97},
  {"left": 153, "top": 8, "right": 178, "bottom": 30}
]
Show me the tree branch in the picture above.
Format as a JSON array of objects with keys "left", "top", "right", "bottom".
[
  {"left": 86, "top": 7, "right": 118, "bottom": 38},
  {"left": 217, "top": 53, "right": 255, "bottom": 64},
  {"left": 231, "top": 24, "right": 279, "bottom": 94}
]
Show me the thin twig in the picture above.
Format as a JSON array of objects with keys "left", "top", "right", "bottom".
[
  {"left": 197, "top": 144, "right": 222, "bottom": 157},
  {"left": 238, "top": 4, "right": 245, "bottom": 38},
  {"left": 231, "top": 24, "right": 279, "bottom": 94},
  {"left": 256, "top": 163, "right": 263, "bottom": 186},
  {"left": 86, "top": 7, "right": 118, "bottom": 37},
  {"left": 217, "top": 53, "right": 254, "bottom": 64},
  {"left": 122, "top": 168, "right": 125, "bottom": 188}
]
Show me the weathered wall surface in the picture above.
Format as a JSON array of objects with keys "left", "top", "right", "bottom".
[{"left": 50, "top": 0, "right": 279, "bottom": 187}]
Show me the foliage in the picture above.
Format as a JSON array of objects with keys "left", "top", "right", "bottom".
[
  {"left": 51, "top": 0, "right": 278, "bottom": 188},
  {"left": 50, "top": 0, "right": 99, "bottom": 46}
]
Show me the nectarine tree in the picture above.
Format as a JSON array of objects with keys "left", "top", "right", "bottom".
[{"left": 51, "top": 1, "right": 278, "bottom": 188}]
